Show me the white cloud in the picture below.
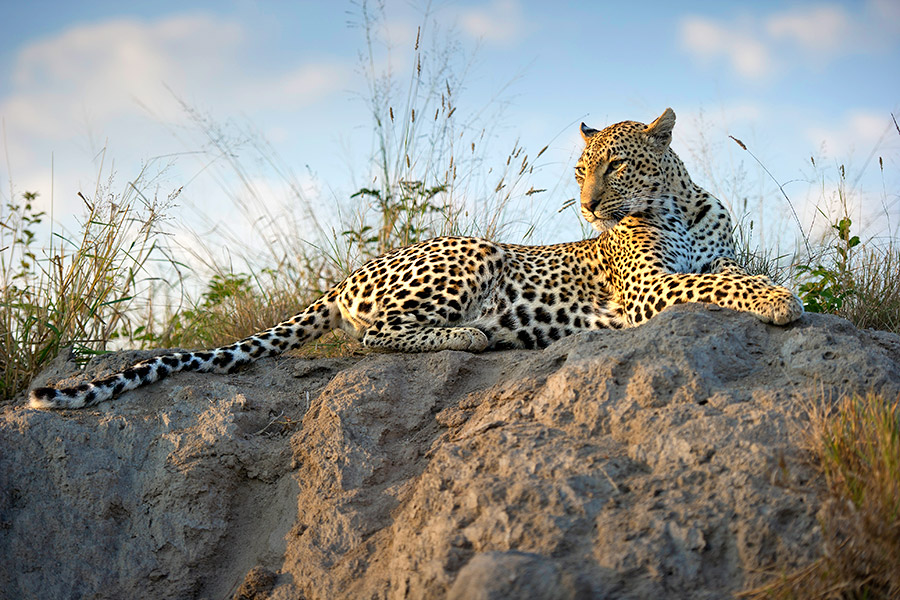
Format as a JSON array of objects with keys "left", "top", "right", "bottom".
[
  {"left": 806, "top": 110, "right": 896, "bottom": 157},
  {"left": 680, "top": 17, "right": 774, "bottom": 79},
  {"left": 792, "top": 110, "right": 900, "bottom": 243},
  {"left": 6, "top": 16, "right": 243, "bottom": 134},
  {"left": 458, "top": 0, "right": 529, "bottom": 46},
  {"left": 0, "top": 13, "right": 353, "bottom": 218},
  {"left": 240, "top": 62, "right": 351, "bottom": 109},
  {"left": 765, "top": 5, "right": 853, "bottom": 55},
  {"left": 679, "top": 1, "right": 900, "bottom": 81},
  {"left": 3, "top": 15, "right": 351, "bottom": 136}
]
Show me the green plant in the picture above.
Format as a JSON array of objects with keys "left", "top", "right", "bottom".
[
  {"left": 134, "top": 272, "right": 253, "bottom": 348},
  {"left": 345, "top": 181, "right": 449, "bottom": 260},
  {"left": 796, "top": 216, "right": 860, "bottom": 313}
]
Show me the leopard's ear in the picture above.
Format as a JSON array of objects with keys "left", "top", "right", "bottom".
[
  {"left": 580, "top": 122, "right": 599, "bottom": 142},
  {"left": 644, "top": 108, "right": 676, "bottom": 152}
]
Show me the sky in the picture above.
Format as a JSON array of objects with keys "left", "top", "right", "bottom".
[{"left": 2, "top": 0, "right": 899, "bottom": 276}]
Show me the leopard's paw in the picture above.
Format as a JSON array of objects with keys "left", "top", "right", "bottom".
[
  {"left": 757, "top": 289, "right": 804, "bottom": 325},
  {"left": 449, "top": 327, "right": 490, "bottom": 352}
]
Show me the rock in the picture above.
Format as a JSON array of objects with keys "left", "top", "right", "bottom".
[
  {"left": 233, "top": 566, "right": 277, "bottom": 600},
  {"left": 446, "top": 551, "right": 570, "bottom": 600},
  {"left": 1, "top": 306, "right": 898, "bottom": 600}
]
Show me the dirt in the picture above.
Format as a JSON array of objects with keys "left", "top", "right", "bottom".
[{"left": 2, "top": 304, "right": 899, "bottom": 599}]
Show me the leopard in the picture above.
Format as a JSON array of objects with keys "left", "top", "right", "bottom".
[{"left": 28, "top": 108, "right": 802, "bottom": 410}]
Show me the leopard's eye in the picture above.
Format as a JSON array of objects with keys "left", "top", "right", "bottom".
[
  {"left": 574, "top": 165, "right": 585, "bottom": 180},
  {"left": 607, "top": 159, "right": 626, "bottom": 173}
]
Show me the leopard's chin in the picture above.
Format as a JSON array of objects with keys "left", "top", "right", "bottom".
[{"left": 581, "top": 209, "right": 618, "bottom": 234}]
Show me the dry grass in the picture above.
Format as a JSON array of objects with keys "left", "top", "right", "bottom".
[
  {"left": 833, "top": 244, "right": 900, "bottom": 334},
  {"left": 1, "top": 168, "right": 178, "bottom": 402},
  {"left": 743, "top": 392, "right": 900, "bottom": 599}
]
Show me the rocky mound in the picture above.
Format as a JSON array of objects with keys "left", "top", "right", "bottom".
[{"left": 2, "top": 305, "right": 899, "bottom": 599}]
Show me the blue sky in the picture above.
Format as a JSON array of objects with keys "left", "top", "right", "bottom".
[{"left": 2, "top": 0, "right": 898, "bottom": 262}]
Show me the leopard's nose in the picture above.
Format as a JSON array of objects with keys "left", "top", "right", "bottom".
[{"left": 582, "top": 198, "right": 600, "bottom": 214}]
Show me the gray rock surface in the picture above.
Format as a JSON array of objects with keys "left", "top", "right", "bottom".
[{"left": 1, "top": 305, "right": 898, "bottom": 599}]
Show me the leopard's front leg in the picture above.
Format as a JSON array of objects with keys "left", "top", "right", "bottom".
[
  {"left": 705, "top": 256, "right": 745, "bottom": 275},
  {"left": 361, "top": 315, "right": 490, "bottom": 352},
  {"left": 624, "top": 272, "right": 803, "bottom": 326}
]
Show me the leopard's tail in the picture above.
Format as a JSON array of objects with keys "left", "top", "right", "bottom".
[{"left": 28, "top": 293, "right": 341, "bottom": 410}]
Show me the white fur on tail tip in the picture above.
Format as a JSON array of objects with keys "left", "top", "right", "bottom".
[
  {"left": 29, "top": 388, "right": 65, "bottom": 409},
  {"left": 30, "top": 390, "right": 65, "bottom": 409}
]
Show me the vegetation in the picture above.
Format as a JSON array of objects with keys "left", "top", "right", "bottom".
[
  {"left": 1, "top": 172, "right": 178, "bottom": 404},
  {"left": 729, "top": 135, "right": 900, "bottom": 335},
  {"left": 728, "top": 134, "right": 899, "bottom": 600},
  {"left": 743, "top": 392, "right": 900, "bottom": 600},
  {"left": 790, "top": 158, "right": 900, "bottom": 334},
  {"left": 3, "top": 43, "right": 898, "bottom": 402}
]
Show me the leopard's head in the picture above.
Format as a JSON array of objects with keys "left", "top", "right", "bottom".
[{"left": 575, "top": 108, "right": 677, "bottom": 232}]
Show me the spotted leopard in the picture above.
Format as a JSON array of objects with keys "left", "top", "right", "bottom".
[{"left": 29, "top": 108, "right": 802, "bottom": 409}]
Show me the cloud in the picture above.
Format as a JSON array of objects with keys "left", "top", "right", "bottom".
[
  {"left": 679, "top": 1, "right": 900, "bottom": 81},
  {"left": 765, "top": 5, "right": 854, "bottom": 55},
  {"left": 458, "top": 0, "right": 529, "bottom": 45},
  {"left": 6, "top": 16, "right": 243, "bottom": 135},
  {"left": 2, "top": 14, "right": 351, "bottom": 138},
  {"left": 793, "top": 109, "right": 900, "bottom": 242},
  {"left": 806, "top": 110, "right": 897, "bottom": 157},
  {"left": 680, "top": 17, "right": 774, "bottom": 79},
  {"left": 238, "top": 62, "right": 351, "bottom": 110},
  {"left": 0, "top": 13, "right": 353, "bottom": 217}
]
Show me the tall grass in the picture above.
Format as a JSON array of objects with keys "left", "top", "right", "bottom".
[
  {"left": 796, "top": 157, "right": 900, "bottom": 333},
  {"left": 351, "top": 1, "right": 550, "bottom": 254},
  {"left": 834, "top": 244, "right": 900, "bottom": 333},
  {"left": 0, "top": 166, "right": 178, "bottom": 402}
]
